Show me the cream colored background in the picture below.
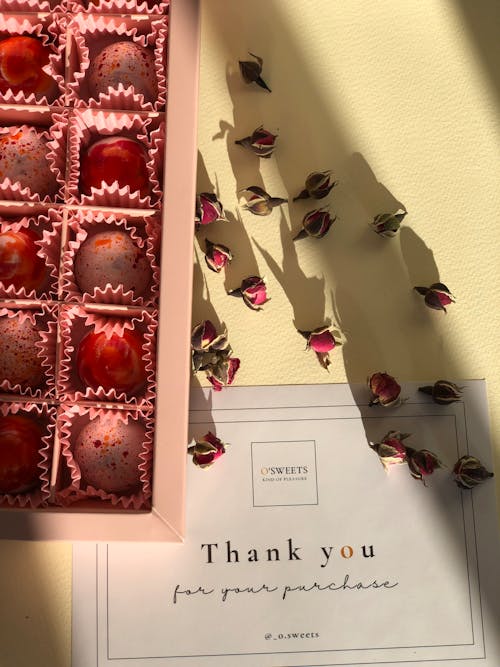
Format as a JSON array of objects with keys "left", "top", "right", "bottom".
[{"left": 0, "top": 1, "right": 498, "bottom": 665}]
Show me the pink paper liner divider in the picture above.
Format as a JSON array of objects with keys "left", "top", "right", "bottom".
[
  {"left": 56, "top": 403, "right": 153, "bottom": 510},
  {"left": 0, "top": 401, "right": 56, "bottom": 508},
  {"left": 0, "top": 1, "right": 66, "bottom": 10},
  {"left": 0, "top": 303, "right": 58, "bottom": 399},
  {"left": 67, "top": 13, "right": 168, "bottom": 112},
  {"left": 68, "top": 0, "right": 169, "bottom": 15},
  {"left": 0, "top": 208, "right": 62, "bottom": 300},
  {"left": 60, "top": 210, "right": 160, "bottom": 307},
  {"left": 58, "top": 304, "right": 157, "bottom": 406},
  {"left": 0, "top": 13, "right": 66, "bottom": 106},
  {"left": 0, "top": 110, "right": 68, "bottom": 203},
  {"left": 67, "top": 108, "right": 163, "bottom": 208},
  {"left": 149, "top": 121, "right": 165, "bottom": 196}
]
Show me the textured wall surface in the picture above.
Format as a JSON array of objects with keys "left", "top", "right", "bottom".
[
  {"left": 194, "top": 0, "right": 499, "bottom": 485},
  {"left": 0, "top": 1, "right": 498, "bottom": 665}
]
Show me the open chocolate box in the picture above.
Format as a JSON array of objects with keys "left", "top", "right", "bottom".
[{"left": 0, "top": 0, "right": 199, "bottom": 540}]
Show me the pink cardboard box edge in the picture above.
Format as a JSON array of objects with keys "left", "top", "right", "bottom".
[{"left": 0, "top": 0, "right": 200, "bottom": 541}]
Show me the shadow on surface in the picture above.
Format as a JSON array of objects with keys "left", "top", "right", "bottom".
[
  {"left": 0, "top": 533, "right": 69, "bottom": 667},
  {"left": 254, "top": 210, "right": 327, "bottom": 332},
  {"left": 456, "top": 0, "right": 500, "bottom": 102}
]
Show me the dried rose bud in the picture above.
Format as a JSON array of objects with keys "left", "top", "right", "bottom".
[
  {"left": 204, "top": 239, "right": 232, "bottom": 273},
  {"left": 192, "top": 341, "right": 232, "bottom": 374},
  {"left": 206, "top": 357, "right": 240, "bottom": 391},
  {"left": 298, "top": 326, "right": 341, "bottom": 370},
  {"left": 195, "top": 192, "right": 227, "bottom": 227},
  {"left": 238, "top": 52, "right": 271, "bottom": 92},
  {"left": 191, "top": 320, "right": 239, "bottom": 390},
  {"left": 240, "top": 186, "right": 287, "bottom": 216},
  {"left": 414, "top": 283, "right": 455, "bottom": 313},
  {"left": 419, "top": 380, "right": 464, "bottom": 404},
  {"left": 453, "top": 455, "right": 494, "bottom": 490},
  {"left": 228, "top": 276, "right": 269, "bottom": 310},
  {"left": 192, "top": 349, "right": 219, "bottom": 373},
  {"left": 293, "top": 171, "right": 338, "bottom": 201},
  {"left": 368, "top": 372, "right": 403, "bottom": 408},
  {"left": 369, "top": 430, "right": 411, "bottom": 471},
  {"left": 188, "top": 431, "right": 227, "bottom": 468},
  {"left": 293, "top": 208, "right": 336, "bottom": 240},
  {"left": 406, "top": 448, "right": 443, "bottom": 483},
  {"left": 370, "top": 211, "right": 407, "bottom": 238},
  {"left": 191, "top": 320, "right": 230, "bottom": 352},
  {"left": 191, "top": 319, "right": 218, "bottom": 351},
  {"left": 235, "top": 126, "right": 277, "bottom": 158},
  {"left": 191, "top": 320, "right": 230, "bottom": 371}
]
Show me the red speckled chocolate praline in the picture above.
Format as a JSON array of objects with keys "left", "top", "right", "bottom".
[
  {"left": 0, "top": 228, "right": 46, "bottom": 291},
  {"left": 76, "top": 329, "right": 147, "bottom": 395},
  {"left": 80, "top": 136, "right": 149, "bottom": 197},
  {"left": 0, "top": 36, "right": 58, "bottom": 101},
  {"left": 0, "top": 413, "right": 42, "bottom": 494}
]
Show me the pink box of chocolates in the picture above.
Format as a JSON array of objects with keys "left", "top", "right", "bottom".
[{"left": 0, "top": 0, "right": 199, "bottom": 540}]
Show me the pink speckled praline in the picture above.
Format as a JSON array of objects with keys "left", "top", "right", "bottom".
[
  {"left": 74, "top": 230, "right": 151, "bottom": 297},
  {"left": 0, "top": 126, "right": 58, "bottom": 197},
  {"left": 0, "top": 314, "right": 44, "bottom": 389},
  {"left": 74, "top": 416, "right": 146, "bottom": 494},
  {"left": 87, "top": 41, "right": 158, "bottom": 104}
]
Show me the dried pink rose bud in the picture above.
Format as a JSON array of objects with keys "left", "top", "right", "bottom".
[
  {"left": 238, "top": 52, "right": 271, "bottom": 92},
  {"left": 191, "top": 320, "right": 230, "bottom": 353},
  {"left": 293, "top": 208, "right": 336, "bottom": 240},
  {"left": 406, "top": 448, "right": 443, "bottom": 483},
  {"left": 206, "top": 357, "right": 240, "bottom": 391},
  {"left": 293, "top": 171, "right": 338, "bottom": 201},
  {"left": 205, "top": 239, "right": 233, "bottom": 273},
  {"left": 370, "top": 211, "right": 407, "bottom": 238},
  {"left": 368, "top": 372, "right": 403, "bottom": 408},
  {"left": 419, "top": 380, "right": 463, "bottom": 404},
  {"left": 191, "top": 320, "right": 231, "bottom": 374},
  {"left": 188, "top": 431, "right": 227, "bottom": 468},
  {"left": 240, "top": 186, "right": 287, "bottom": 216},
  {"left": 195, "top": 192, "right": 227, "bottom": 227},
  {"left": 298, "top": 326, "right": 341, "bottom": 370},
  {"left": 453, "top": 455, "right": 494, "bottom": 490},
  {"left": 191, "top": 319, "right": 218, "bottom": 351},
  {"left": 228, "top": 276, "right": 269, "bottom": 310},
  {"left": 235, "top": 126, "right": 277, "bottom": 158},
  {"left": 414, "top": 283, "right": 455, "bottom": 313},
  {"left": 369, "top": 430, "right": 410, "bottom": 471},
  {"left": 191, "top": 321, "right": 240, "bottom": 390}
]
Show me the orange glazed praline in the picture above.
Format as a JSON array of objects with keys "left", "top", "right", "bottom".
[{"left": 76, "top": 329, "right": 147, "bottom": 395}]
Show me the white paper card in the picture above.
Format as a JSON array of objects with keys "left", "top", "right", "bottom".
[{"left": 72, "top": 381, "right": 500, "bottom": 666}]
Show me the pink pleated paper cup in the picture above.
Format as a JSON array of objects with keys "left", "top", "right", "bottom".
[
  {"left": 67, "top": 108, "right": 163, "bottom": 208},
  {"left": 67, "top": 13, "right": 167, "bottom": 112},
  {"left": 0, "top": 401, "right": 56, "bottom": 508},
  {"left": 58, "top": 305, "right": 157, "bottom": 406},
  {"left": 0, "top": 305, "right": 57, "bottom": 399},
  {"left": 56, "top": 403, "right": 153, "bottom": 510},
  {"left": 0, "top": 1, "right": 67, "bottom": 10},
  {"left": 61, "top": 211, "right": 160, "bottom": 307},
  {"left": 68, "top": 0, "right": 168, "bottom": 15},
  {"left": 0, "top": 208, "right": 62, "bottom": 300},
  {"left": 0, "top": 112, "right": 67, "bottom": 204},
  {"left": 0, "top": 13, "right": 66, "bottom": 106}
]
